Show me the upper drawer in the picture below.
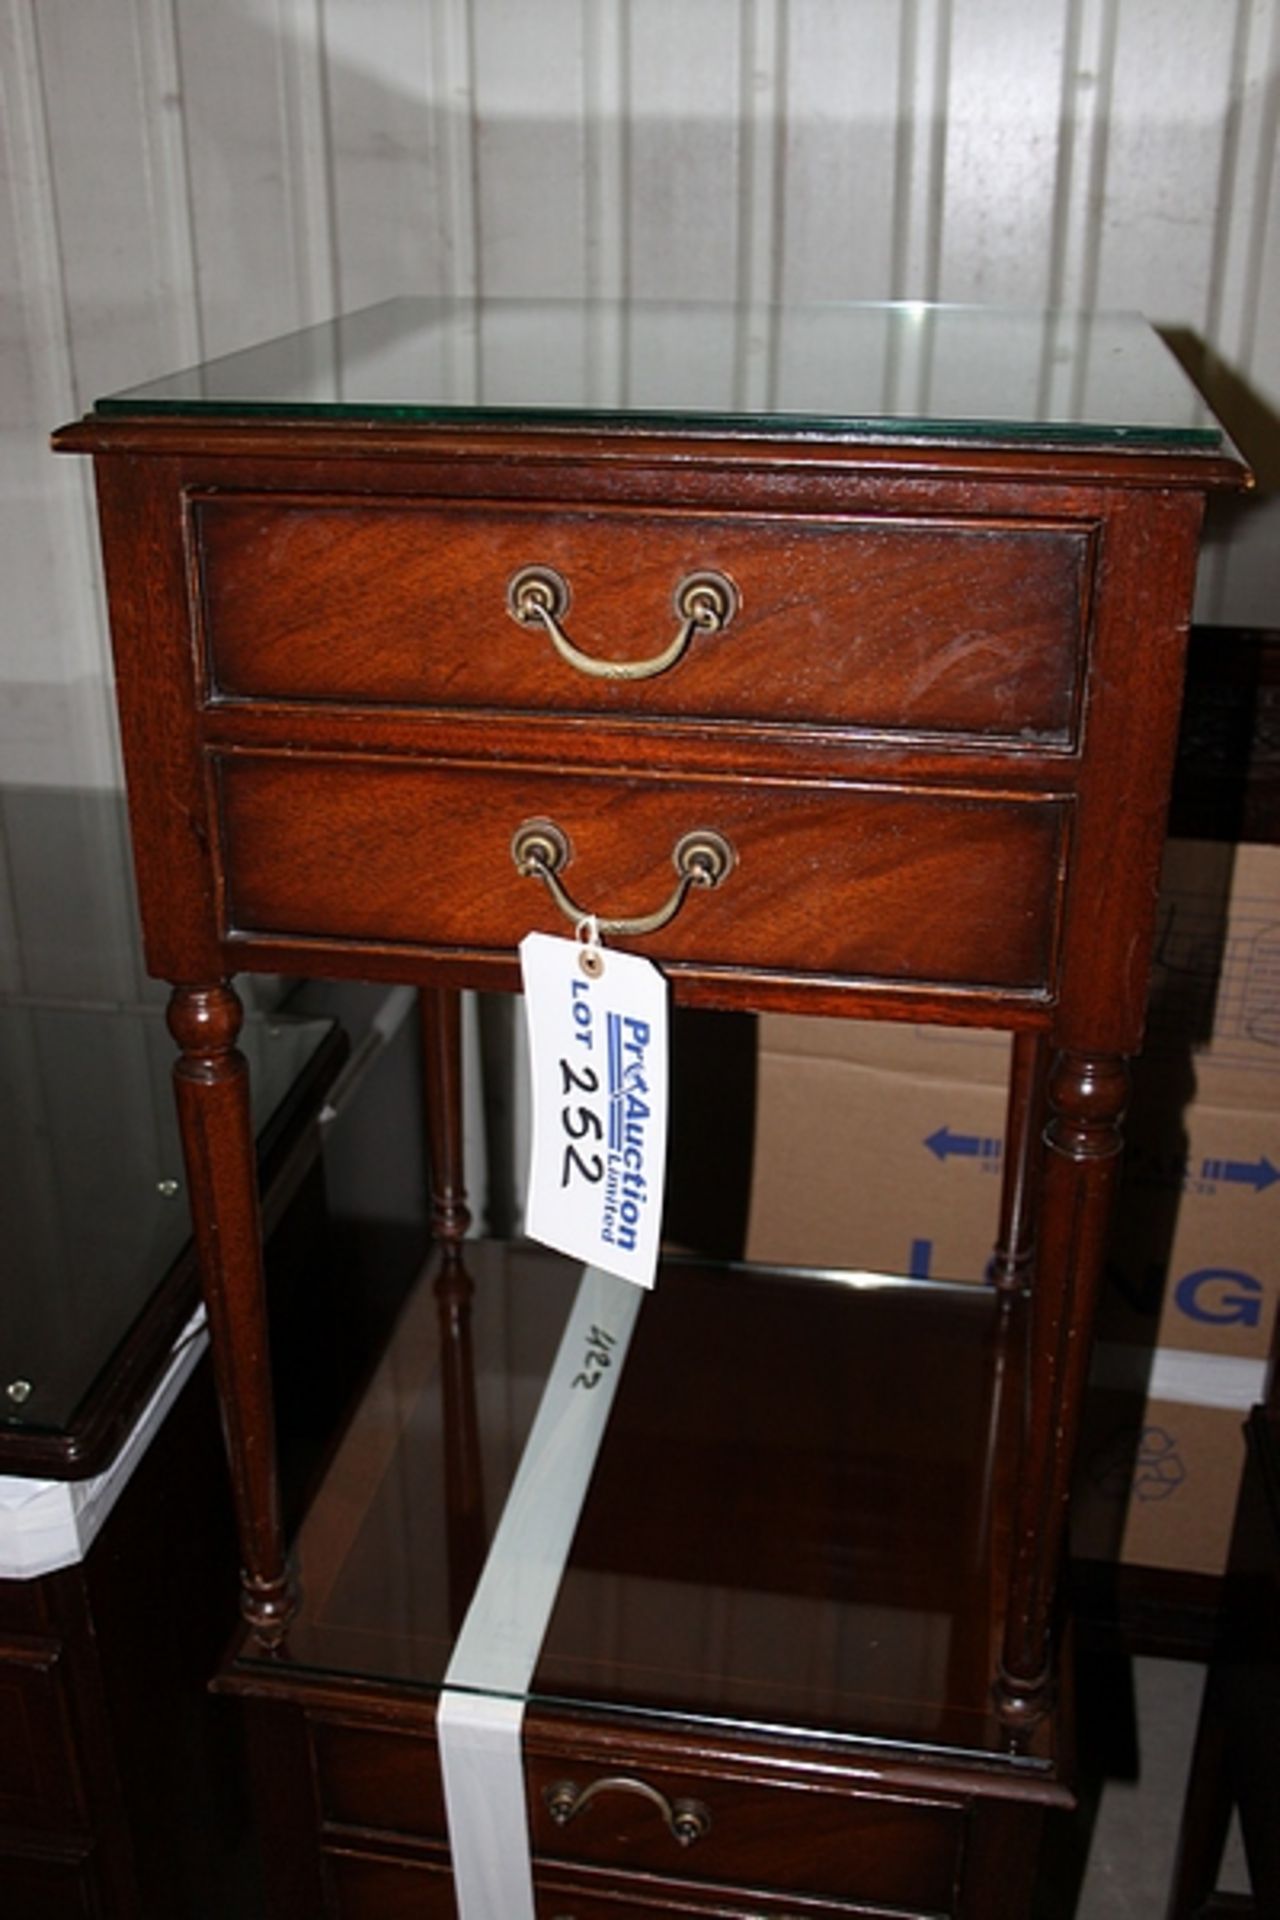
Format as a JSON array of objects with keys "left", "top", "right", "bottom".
[{"left": 194, "top": 497, "right": 1092, "bottom": 745}]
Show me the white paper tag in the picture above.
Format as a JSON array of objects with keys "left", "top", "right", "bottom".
[{"left": 520, "top": 930, "right": 668, "bottom": 1289}]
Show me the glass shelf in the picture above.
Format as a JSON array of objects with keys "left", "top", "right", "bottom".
[
  {"left": 254, "top": 1241, "right": 1051, "bottom": 1772},
  {"left": 96, "top": 297, "right": 1222, "bottom": 450}
]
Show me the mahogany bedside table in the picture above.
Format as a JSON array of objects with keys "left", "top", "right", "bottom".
[{"left": 55, "top": 300, "right": 1247, "bottom": 1919}]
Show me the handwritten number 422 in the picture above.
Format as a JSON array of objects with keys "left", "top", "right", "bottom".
[{"left": 573, "top": 1323, "right": 617, "bottom": 1391}]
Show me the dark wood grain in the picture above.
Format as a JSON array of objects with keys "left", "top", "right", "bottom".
[
  {"left": 196, "top": 494, "right": 1090, "bottom": 742},
  {"left": 1000, "top": 1050, "right": 1131, "bottom": 1721},
  {"left": 57, "top": 364, "right": 1245, "bottom": 1918},
  {"left": 167, "top": 983, "right": 293, "bottom": 1643},
  {"left": 990, "top": 1030, "right": 1050, "bottom": 1296},
  {"left": 419, "top": 987, "right": 487, "bottom": 1628},
  {"left": 216, "top": 755, "right": 1068, "bottom": 995}
]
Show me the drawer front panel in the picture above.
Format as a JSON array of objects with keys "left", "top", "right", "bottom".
[
  {"left": 312, "top": 1717, "right": 447, "bottom": 1838},
  {"left": 323, "top": 1849, "right": 911, "bottom": 1920},
  {"left": 217, "top": 757, "right": 1066, "bottom": 995},
  {"left": 197, "top": 499, "right": 1089, "bottom": 744},
  {"left": 0, "top": 1642, "right": 82, "bottom": 1830},
  {"left": 0, "top": 1851, "right": 101, "bottom": 1920},
  {"left": 525, "top": 1760, "right": 962, "bottom": 1910},
  {"left": 322, "top": 1848, "right": 455, "bottom": 1920}
]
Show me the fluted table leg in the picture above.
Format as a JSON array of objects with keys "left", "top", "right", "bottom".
[
  {"left": 421, "top": 987, "right": 486, "bottom": 1625},
  {"left": 989, "top": 1031, "right": 1049, "bottom": 1298},
  {"left": 998, "top": 1048, "right": 1129, "bottom": 1727},
  {"left": 168, "top": 981, "right": 293, "bottom": 1645}
]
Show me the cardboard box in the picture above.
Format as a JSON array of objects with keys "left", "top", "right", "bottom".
[
  {"left": 745, "top": 840, "right": 1280, "bottom": 1574},
  {"left": 1071, "top": 1394, "right": 1250, "bottom": 1578}
]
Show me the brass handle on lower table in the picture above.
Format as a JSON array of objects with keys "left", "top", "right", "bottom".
[
  {"left": 544, "top": 1775, "right": 711, "bottom": 1846},
  {"left": 507, "top": 565, "right": 737, "bottom": 681},
  {"left": 512, "top": 819, "right": 734, "bottom": 937}
]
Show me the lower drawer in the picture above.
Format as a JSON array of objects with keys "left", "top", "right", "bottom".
[
  {"left": 311, "top": 1713, "right": 962, "bottom": 1913},
  {"left": 525, "top": 1757, "right": 962, "bottom": 1912},
  {"left": 217, "top": 754, "right": 1066, "bottom": 997},
  {"left": 322, "top": 1844, "right": 935, "bottom": 1920},
  {"left": 0, "top": 1847, "right": 101, "bottom": 1920},
  {"left": 0, "top": 1637, "right": 82, "bottom": 1831},
  {"left": 322, "top": 1846, "right": 454, "bottom": 1920}
]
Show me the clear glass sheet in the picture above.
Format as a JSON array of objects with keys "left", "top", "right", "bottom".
[
  {"left": 96, "top": 298, "right": 1221, "bottom": 447},
  {"left": 271, "top": 1242, "right": 1046, "bottom": 1767},
  {"left": 0, "top": 1006, "right": 333, "bottom": 1435}
]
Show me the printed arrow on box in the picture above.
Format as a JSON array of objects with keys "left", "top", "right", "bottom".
[
  {"left": 924, "top": 1126, "right": 1002, "bottom": 1163},
  {"left": 1200, "top": 1155, "right": 1279, "bottom": 1192}
]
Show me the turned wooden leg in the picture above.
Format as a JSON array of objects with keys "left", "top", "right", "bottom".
[
  {"left": 989, "top": 1031, "right": 1049, "bottom": 1297},
  {"left": 998, "top": 1048, "right": 1129, "bottom": 1727},
  {"left": 168, "top": 982, "right": 292, "bottom": 1645},
  {"left": 420, "top": 987, "right": 486, "bottom": 1624},
  {"left": 421, "top": 986, "right": 472, "bottom": 1256}
]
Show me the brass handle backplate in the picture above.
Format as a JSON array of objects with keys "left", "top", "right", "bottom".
[
  {"left": 543, "top": 1775, "right": 711, "bottom": 1846},
  {"left": 512, "top": 818, "right": 734, "bottom": 938},
  {"left": 507, "top": 565, "right": 737, "bottom": 681}
]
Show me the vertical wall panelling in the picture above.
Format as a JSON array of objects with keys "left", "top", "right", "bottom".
[
  {"left": 320, "top": 0, "right": 453, "bottom": 313},
  {"left": 891, "top": 0, "right": 953, "bottom": 299},
  {"left": 1204, "top": 0, "right": 1279, "bottom": 423},
  {"left": 471, "top": 0, "right": 590, "bottom": 296},
  {"left": 35, "top": 0, "right": 198, "bottom": 399},
  {"left": 1095, "top": 0, "right": 1239, "bottom": 326},
  {"left": 0, "top": 0, "right": 116, "bottom": 786},
  {"left": 777, "top": 0, "right": 904, "bottom": 303},
  {"left": 937, "top": 0, "right": 1069, "bottom": 306},
  {"left": 134, "top": 0, "right": 202, "bottom": 368},
  {"left": 1039, "top": 0, "right": 1114, "bottom": 320},
  {"left": 626, "top": 0, "right": 746, "bottom": 301},
  {"left": 176, "top": 0, "right": 319, "bottom": 355},
  {"left": 582, "top": 0, "right": 626, "bottom": 302},
  {"left": 734, "top": 0, "right": 786, "bottom": 409},
  {"left": 276, "top": 0, "right": 339, "bottom": 327},
  {"left": 429, "top": 0, "right": 481, "bottom": 301}
]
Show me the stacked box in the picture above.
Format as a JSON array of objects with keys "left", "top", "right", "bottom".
[{"left": 746, "top": 840, "right": 1279, "bottom": 1576}]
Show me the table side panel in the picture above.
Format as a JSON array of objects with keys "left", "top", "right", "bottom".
[{"left": 1052, "top": 486, "right": 1206, "bottom": 1052}]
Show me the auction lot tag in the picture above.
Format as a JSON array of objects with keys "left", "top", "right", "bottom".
[{"left": 520, "top": 930, "right": 668, "bottom": 1289}]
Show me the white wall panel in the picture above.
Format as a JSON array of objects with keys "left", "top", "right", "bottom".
[
  {"left": 0, "top": 0, "right": 118, "bottom": 786},
  {"left": 777, "top": 1, "right": 904, "bottom": 302},
  {"left": 472, "top": 0, "right": 590, "bottom": 294},
  {"left": 32, "top": 0, "right": 198, "bottom": 400},
  {"left": 320, "top": 0, "right": 451, "bottom": 311},
  {"left": 3, "top": 0, "right": 1278, "bottom": 793},
  {"left": 937, "top": 0, "right": 1071, "bottom": 305},
  {"left": 626, "top": 0, "right": 748, "bottom": 299},
  {"left": 176, "top": 0, "right": 320, "bottom": 354},
  {"left": 1093, "top": 0, "right": 1241, "bottom": 328}
]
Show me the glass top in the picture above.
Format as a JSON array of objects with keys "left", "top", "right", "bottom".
[
  {"left": 97, "top": 297, "right": 1222, "bottom": 450},
  {"left": 0, "top": 1004, "right": 333, "bottom": 1442},
  {"left": 252, "top": 1241, "right": 1052, "bottom": 1770}
]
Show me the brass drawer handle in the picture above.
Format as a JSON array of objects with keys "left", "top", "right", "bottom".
[
  {"left": 512, "top": 819, "right": 734, "bottom": 938},
  {"left": 507, "top": 565, "right": 737, "bottom": 681},
  {"left": 544, "top": 1775, "right": 711, "bottom": 1846}
]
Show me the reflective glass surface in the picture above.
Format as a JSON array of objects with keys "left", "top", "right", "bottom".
[
  {"left": 1, "top": 1003, "right": 334, "bottom": 1438},
  {"left": 97, "top": 297, "right": 1221, "bottom": 449},
  {"left": 1, "top": 785, "right": 336, "bottom": 1447},
  {"left": 267, "top": 1241, "right": 1050, "bottom": 1769}
]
